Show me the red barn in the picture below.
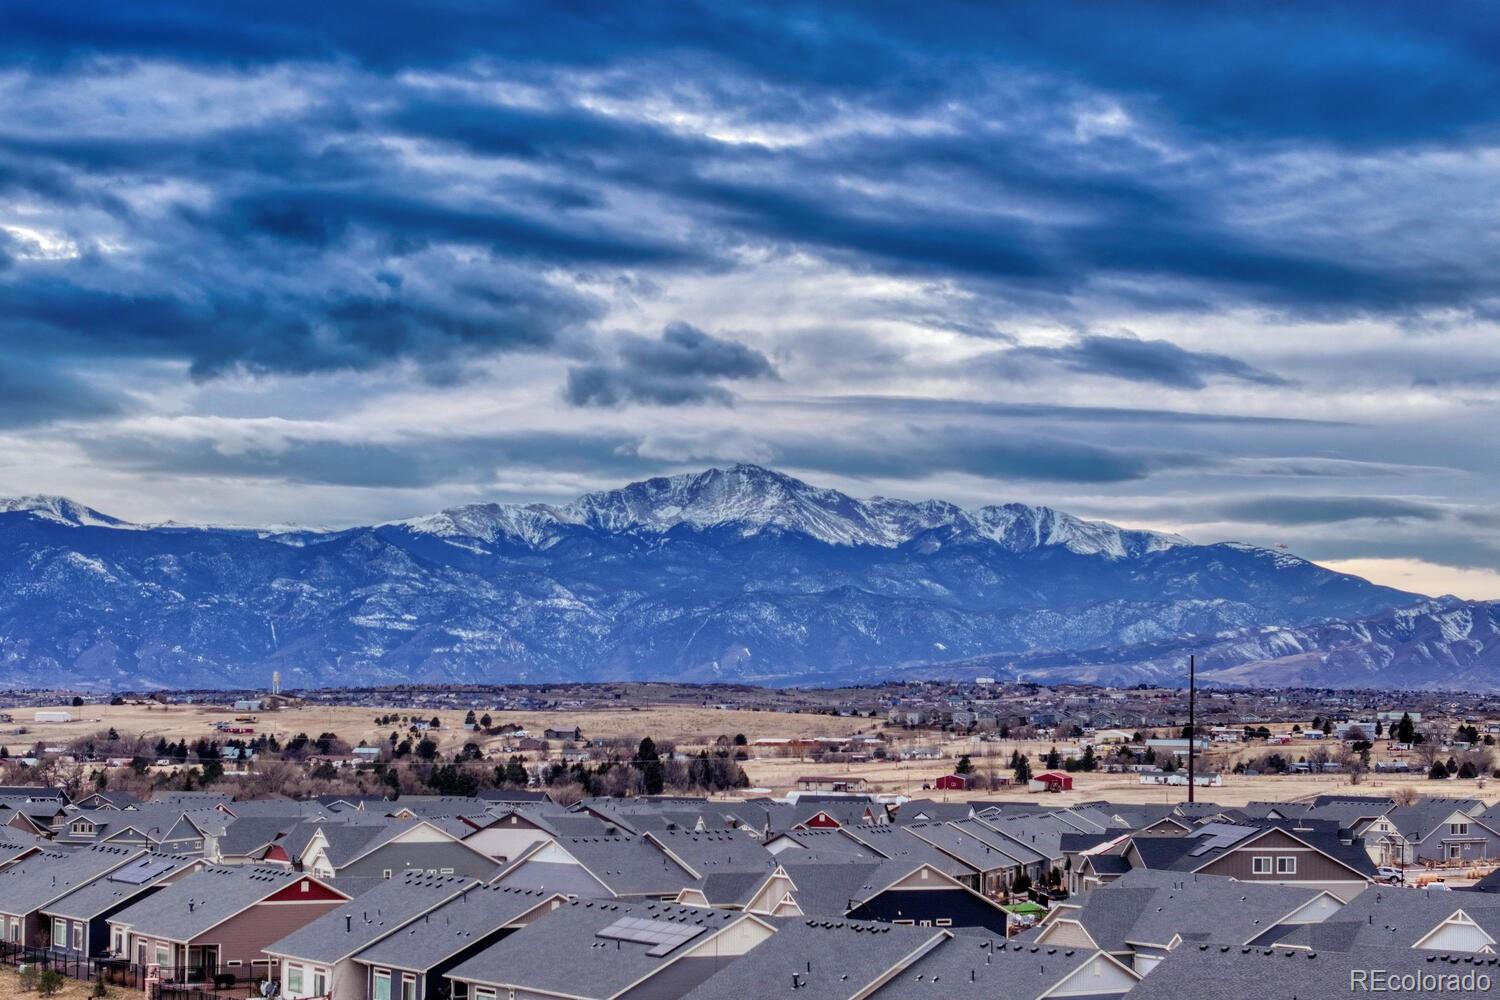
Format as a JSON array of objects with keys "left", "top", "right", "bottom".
[
  {"left": 934, "top": 773, "right": 975, "bottom": 791},
  {"left": 1032, "top": 771, "right": 1074, "bottom": 792}
]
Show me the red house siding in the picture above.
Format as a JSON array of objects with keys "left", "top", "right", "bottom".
[{"left": 266, "top": 879, "right": 344, "bottom": 903}]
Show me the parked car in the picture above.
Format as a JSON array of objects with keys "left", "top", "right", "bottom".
[{"left": 1375, "top": 866, "right": 1404, "bottom": 884}]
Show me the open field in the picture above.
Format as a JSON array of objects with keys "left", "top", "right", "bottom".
[
  {"left": 11, "top": 700, "right": 1498, "bottom": 808},
  {"left": 4, "top": 700, "right": 880, "bottom": 754}
]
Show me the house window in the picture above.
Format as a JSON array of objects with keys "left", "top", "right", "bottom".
[
  {"left": 1276, "top": 857, "right": 1297, "bottom": 875},
  {"left": 111, "top": 928, "right": 124, "bottom": 955},
  {"left": 401, "top": 974, "right": 416, "bottom": 1000},
  {"left": 474, "top": 989, "right": 495, "bottom": 1000},
  {"left": 312, "top": 969, "right": 327, "bottom": 996},
  {"left": 72, "top": 923, "right": 84, "bottom": 951},
  {"left": 934, "top": 919, "right": 953, "bottom": 927},
  {"left": 155, "top": 944, "right": 171, "bottom": 968},
  {"left": 374, "top": 971, "right": 392, "bottom": 1000},
  {"left": 439, "top": 868, "right": 454, "bottom": 875},
  {"left": 383, "top": 870, "right": 393, "bottom": 880},
  {"left": 300, "top": 881, "right": 311, "bottom": 893},
  {"left": 1452, "top": 823, "right": 1470, "bottom": 836},
  {"left": 1252, "top": 856, "right": 1273, "bottom": 874},
  {"left": 286, "top": 966, "right": 305, "bottom": 995},
  {"left": 53, "top": 918, "right": 68, "bottom": 950}
]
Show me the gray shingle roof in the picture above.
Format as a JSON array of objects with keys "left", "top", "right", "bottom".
[
  {"left": 355, "top": 885, "right": 564, "bottom": 971},
  {"left": 1049, "top": 869, "right": 1328, "bottom": 952},
  {"left": 873, "top": 934, "right": 1127, "bottom": 1000},
  {"left": 837, "top": 826, "right": 981, "bottom": 877},
  {"left": 45, "top": 855, "right": 199, "bottom": 921},
  {"left": 680, "top": 919, "right": 946, "bottom": 1000},
  {"left": 646, "top": 829, "right": 775, "bottom": 877},
  {"left": 448, "top": 898, "right": 746, "bottom": 999},
  {"left": 266, "top": 872, "right": 475, "bottom": 964},
  {"left": 1129, "top": 944, "right": 1500, "bottom": 1000},
  {"left": 515, "top": 835, "right": 698, "bottom": 897},
  {"left": 110, "top": 866, "right": 313, "bottom": 941},
  {"left": 779, "top": 861, "right": 943, "bottom": 917},
  {"left": 1286, "top": 885, "right": 1500, "bottom": 950},
  {"left": 0, "top": 844, "right": 142, "bottom": 916}
]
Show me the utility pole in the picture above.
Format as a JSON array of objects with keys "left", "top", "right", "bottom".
[{"left": 1187, "top": 654, "right": 1196, "bottom": 804}]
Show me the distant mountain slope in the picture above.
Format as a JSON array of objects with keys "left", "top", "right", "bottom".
[
  {"left": 0, "top": 465, "right": 1418, "bottom": 690},
  {"left": 938, "top": 598, "right": 1500, "bottom": 691}
]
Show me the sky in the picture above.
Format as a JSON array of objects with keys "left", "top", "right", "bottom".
[{"left": 2, "top": 2, "right": 1500, "bottom": 598}]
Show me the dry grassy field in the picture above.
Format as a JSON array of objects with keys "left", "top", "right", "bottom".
[
  {"left": 10, "top": 699, "right": 1496, "bottom": 807},
  {"left": 6, "top": 700, "right": 878, "bottom": 755},
  {"left": 0, "top": 967, "right": 96, "bottom": 1000}
]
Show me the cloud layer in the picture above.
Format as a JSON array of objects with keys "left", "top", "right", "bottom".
[{"left": 2, "top": 2, "right": 1500, "bottom": 596}]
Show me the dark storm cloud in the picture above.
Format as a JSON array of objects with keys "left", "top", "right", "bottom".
[
  {"left": 77, "top": 430, "right": 654, "bottom": 489},
  {"left": 776, "top": 425, "right": 1202, "bottom": 484},
  {"left": 565, "top": 322, "right": 778, "bottom": 407},
  {"left": 999, "top": 334, "right": 1292, "bottom": 390},
  {"left": 0, "top": 269, "right": 602, "bottom": 378},
  {"left": 0, "top": 359, "right": 123, "bottom": 428},
  {"left": 2, "top": 0, "right": 1497, "bottom": 418},
  {"left": 791, "top": 396, "right": 1341, "bottom": 427},
  {"left": 9, "top": 2, "right": 1500, "bottom": 147},
  {"left": 1210, "top": 496, "right": 1447, "bottom": 527}
]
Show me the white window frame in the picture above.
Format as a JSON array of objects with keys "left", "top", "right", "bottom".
[
  {"left": 1452, "top": 822, "right": 1470, "bottom": 836},
  {"left": 53, "top": 918, "right": 68, "bottom": 950},
  {"left": 1252, "top": 856, "right": 1273, "bottom": 874},
  {"left": 285, "top": 965, "right": 305, "bottom": 995},
  {"left": 401, "top": 973, "right": 416, "bottom": 1000},
  {"left": 373, "top": 971, "right": 392, "bottom": 1000},
  {"left": 155, "top": 944, "right": 172, "bottom": 968},
  {"left": 72, "top": 922, "right": 84, "bottom": 951},
  {"left": 1276, "top": 856, "right": 1296, "bottom": 874},
  {"left": 312, "top": 969, "right": 328, "bottom": 997}
]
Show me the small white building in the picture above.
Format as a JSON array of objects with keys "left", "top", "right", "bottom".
[{"left": 34, "top": 710, "right": 72, "bottom": 723}]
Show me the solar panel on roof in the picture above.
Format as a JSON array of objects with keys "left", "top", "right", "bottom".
[
  {"left": 596, "top": 916, "right": 707, "bottom": 956},
  {"left": 109, "top": 859, "right": 176, "bottom": 885}
]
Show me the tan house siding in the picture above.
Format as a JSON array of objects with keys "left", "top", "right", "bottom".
[{"left": 1198, "top": 830, "right": 1362, "bottom": 884}]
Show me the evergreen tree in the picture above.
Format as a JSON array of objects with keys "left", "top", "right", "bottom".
[
  {"left": 1045, "top": 746, "right": 1061, "bottom": 769},
  {"left": 1397, "top": 713, "right": 1416, "bottom": 745},
  {"left": 1012, "top": 754, "right": 1031, "bottom": 785},
  {"left": 636, "top": 737, "right": 664, "bottom": 795},
  {"left": 955, "top": 755, "right": 973, "bottom": 775}
]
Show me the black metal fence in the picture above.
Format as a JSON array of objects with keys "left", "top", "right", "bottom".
[{"left": 0, "top": 943, "right": 248, "bottom": 1000}]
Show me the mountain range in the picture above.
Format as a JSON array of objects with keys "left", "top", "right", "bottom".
[{"left": 0, "top": 464, "right": 1491, "bottom": 691}]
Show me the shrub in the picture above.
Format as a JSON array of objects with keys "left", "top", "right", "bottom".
[{"left": 37, "top": 970, "right": 65, "bottom": 997}]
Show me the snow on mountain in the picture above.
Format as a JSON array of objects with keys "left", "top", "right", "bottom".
[
  {"left": 0, "top": 495, "right": 135, "bottom": 528},
  {"left": 0, "top": 467, "right": 1424, "bottom": 691},
  {"left": 389, "top": 465, "right": 1191, "bottom": 557}
]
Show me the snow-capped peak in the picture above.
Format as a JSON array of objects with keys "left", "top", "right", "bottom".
[
  {"left": 0, "top": 495, "right": 134, "bottom": 529},
  {"left": 391, "top": 465, "right": 1192, "bottom": 557}
]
